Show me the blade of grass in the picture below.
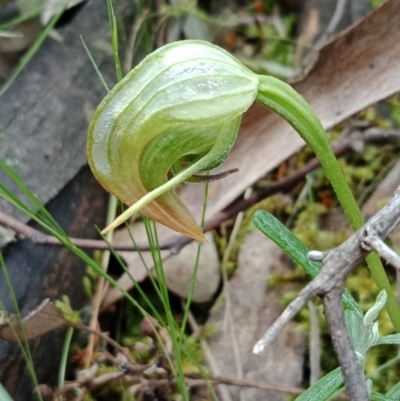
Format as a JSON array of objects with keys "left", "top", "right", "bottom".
[
  {"left": 122, "top": 216, "right": 164, "bottom": 303},
  {"left": 106, "top": 0, "right": 123, "bottom": 81},
  {"left": 118, "top": 216, "right": 216, "bottom": 399},
  {"left": 85, "top": 194, "right": 117, "bottom": 368},
  {"left": 0, "top": 201, "right": 174, "bottom": 397},
  {"left": 0, "top": 160, "right": 66, "bottom": 235},
  {"left": 144, "top": 217, "right": 189, "bottom": 401},
  {"left": 80, "top": 36, "right": 110, "bottom": 93},
  {"left": 124, "top": 9, "right": 149, "bottom": 73},
  {"left": 179, "top": 177, "right": 209, "bottom": 341},
  {"left": 0, "top": 164, "right": 175, "bottom": 368},
  {"left": 58, "top": 327, "right": 74, "bottom": 387},
  {"left": 0, "top": 7, "right": 42, "bottom": 31},
  {"left": 0, "top": 165, "right": 156, "bottom": 328},
  {"left": 98, "top": 229, "right": 164, "bottom": 323},
  {"left": 0, "top": 6, "right": 67, "bottom": 97},
  {"left": 0, "top": 254, "right": 44, "bottom": 401},
  {"left": 182, "top": 344, "right": 220, "bottom": 401}
]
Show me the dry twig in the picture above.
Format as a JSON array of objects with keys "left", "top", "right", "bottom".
[{"left": 186, "top": 373, "right": 304, "bottom": 395}]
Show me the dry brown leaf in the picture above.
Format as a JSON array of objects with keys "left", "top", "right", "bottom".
[{"left": 0, "top": 299, "right": 66, "bottom": 341}]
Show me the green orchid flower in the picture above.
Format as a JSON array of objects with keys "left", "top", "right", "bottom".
[
  {"left": 87, "top": 40, "right": 259, "bottom": 241},
  {"left": 86, "top": 39, "right": 363, "bottom": 242}
]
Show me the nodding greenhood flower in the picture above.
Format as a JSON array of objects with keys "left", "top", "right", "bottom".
[
  {"left": 87, "top": 40, "right": 259, "bottom": 241},
  {"left": 87, "top": 40, "right": 338, "bottom": 241}
]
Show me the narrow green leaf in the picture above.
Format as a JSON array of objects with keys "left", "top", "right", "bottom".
[
  {"left": 106, "top": 0, "right": 123, "bottom": 82},
  {"left": 374, "top": 334, "right": 400, "bottom": 346},
  {"left": 0, "top": 162, "right": 183, "bottom": 388},
  {"left": 0, "top": 254, "right": 43, "bottom": 401},
  {"left": 386, "top": 380, "right": 400, "bottom": 398},
  {"left": 0, "top": 161, "right": 150, "bottom": 322},
  {"left": 0, "top": 6, "right": 66, "bottom": 96},
  {"left": 58, "top": 327, "right": 74, "bottom": 387},
  {"left": 371, "top": 393, "right": 397, "bottom": 401},
  {"left": 253, "top": 210, "right": 363, "bottom": 318},
  {"left": 344, "top": 309, "right": 363, "bottom": 349},
  {"left": 0, "top": 8, "right": 42, "bottom": 31},
  {"left": 0, "top": 159, "right": 66, "bottom": 236},
  {"left": 80, "top": 36, "right": 110, "bottom": 93},
  {"left": 295, "top": 367, "right": 343, "bottom": 401}
]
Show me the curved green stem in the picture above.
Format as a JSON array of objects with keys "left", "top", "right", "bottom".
[{"left": 256, "top": 75, "right": 400, "bottom": 331}]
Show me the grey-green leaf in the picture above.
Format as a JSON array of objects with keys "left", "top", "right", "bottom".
[
  {"left": 373, "top": 334, "right": 400, "bottom": 346},
  {"left": 371, "top": 393, "right": 397, "bottom": 401},
  {"left": 386, "top": 380, "right": 400, "bottom": 398},
  {"left": 295, "top": 367, "right": 343, "bottom": 401},
  {"left": 344, "top": 309, "right": 363, "bottom": 351}
]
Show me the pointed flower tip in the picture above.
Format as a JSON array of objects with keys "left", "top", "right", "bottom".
[
  {"left": 194, "top": 231, "right": 208, "bottom": 244},
  {"left": 101, "top": 215, "right": 207, "bottom": 243},
  {"left": 88, "top": 40, "right": 259, "bottom": 238},
  {"left": 100, "top": 225, "right": 112, "bottom": 236},
  {"left": 185, "top": 231, "right": 207, "bottom": 243}
]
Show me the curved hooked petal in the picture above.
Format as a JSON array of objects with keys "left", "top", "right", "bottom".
[{"left": 87, "top": 40, "right": 258, "bottom": 240}]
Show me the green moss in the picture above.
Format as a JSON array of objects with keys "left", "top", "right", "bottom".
[
  {"left": 82, "top": 252, "right": 102, "bottom": 299},
  {"left": 181, "top": 336, "right": 204, "bottom": 374},
  {"left": 388, "top": 99, "right": 400, "bottom": 127},
  {"left": 213, "top": 194, "right": 293, "bottom": 277},
  {"left": 55, "top": 295, "right": 82, "bottom": 324},
  {"left": 197, "top": 322, "right": 220, "bottom": 340},
  {"left": 370, "top": 0, "right": 388, "bottom": 8},
  {"left": 267, "top": 272, "right": 307, "bottom": 288},
  {"left": 292, "top": 202, "right": 347, "bottom": 251}
]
